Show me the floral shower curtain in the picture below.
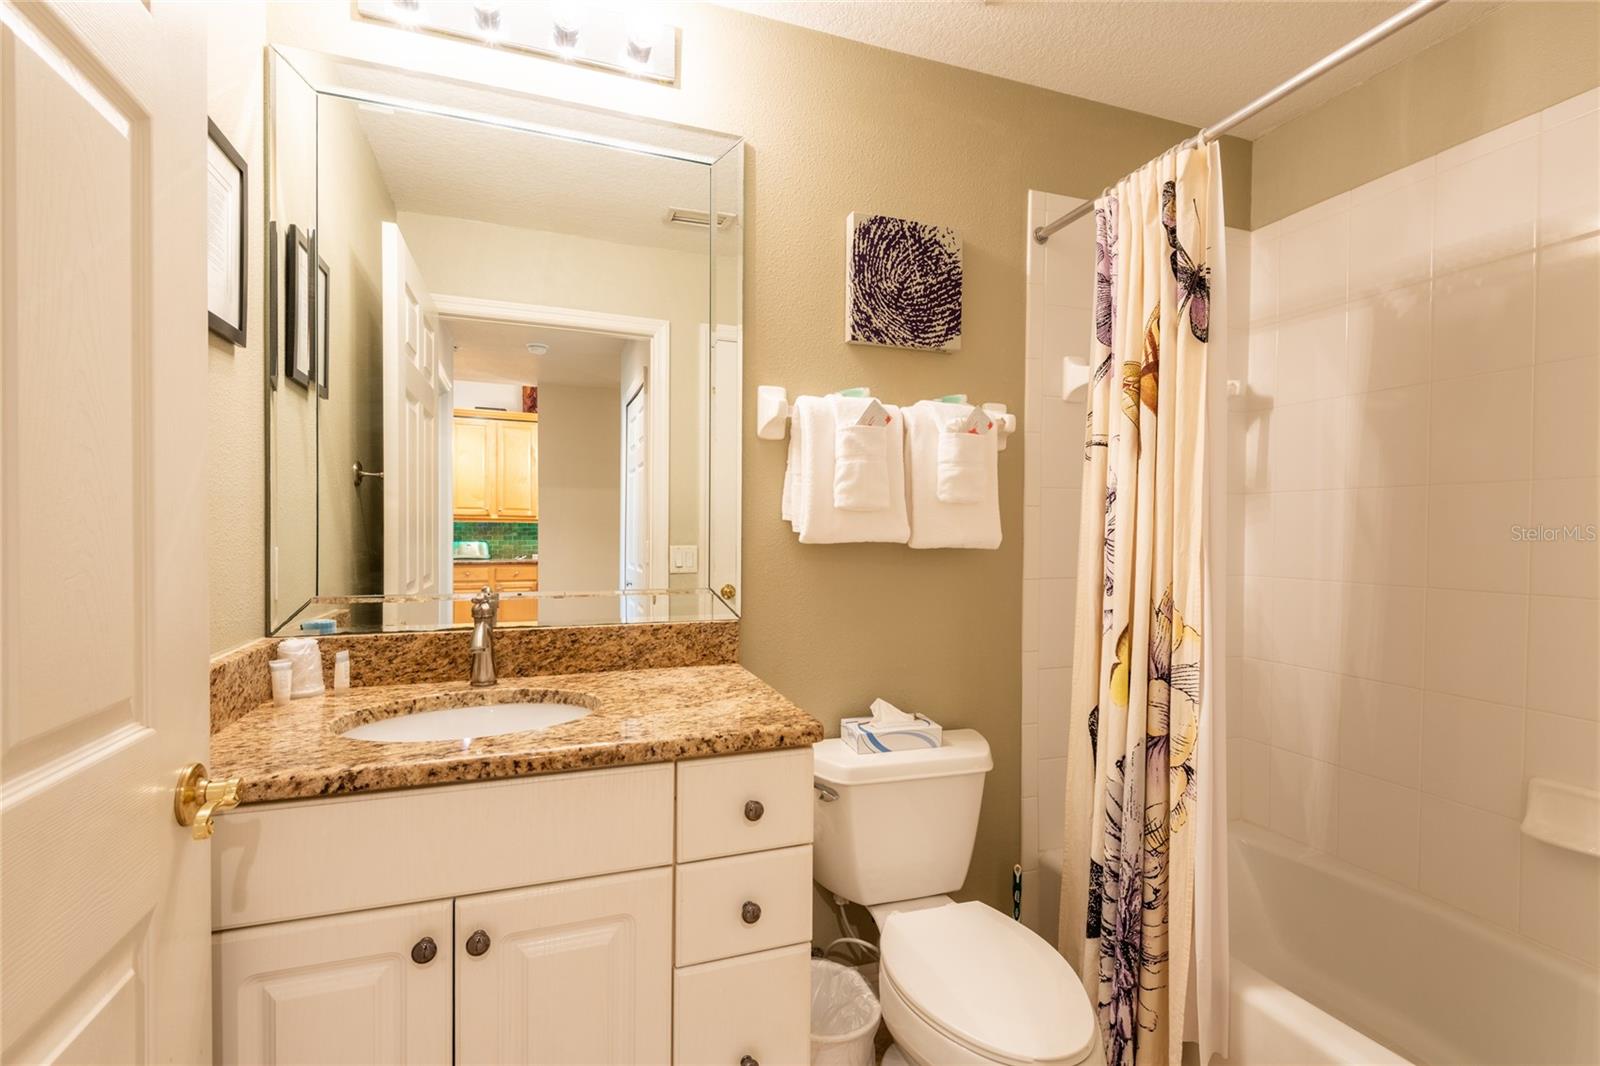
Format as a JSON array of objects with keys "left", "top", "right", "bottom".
[{"left": 1058, "top": 143, "right": 1225, "bottom": 1066}]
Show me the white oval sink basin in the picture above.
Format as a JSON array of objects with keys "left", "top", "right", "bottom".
[{"left": 341, "top": 702, "right": 589, "bottom": 743}]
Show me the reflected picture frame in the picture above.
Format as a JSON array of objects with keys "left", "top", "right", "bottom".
[
  {"left": 284, "top": 224, "right": 313, "bottom": 388},
  {"left": 206, "top": 119, "right": 248, "bottom": 345},
  {"left": 311, "top": 231, "right": 331, "bottom": 398},
  {"left": 266, "top": 219, "right": 280, "bottom": 389}
]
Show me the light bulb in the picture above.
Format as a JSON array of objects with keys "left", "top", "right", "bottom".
[
  {"left": 551, "top": 2, "right": 582, "bottom": 56},
  {"left": 623, "top": 18, "right": 657, "bottom": 67},
  {"left": 390, "top": 0, "right": 423, "bottom": 26},
  {"left": 473, "top": 1, "right": 501, "bottom": 37}
]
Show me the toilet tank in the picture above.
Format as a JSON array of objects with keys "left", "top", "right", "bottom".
[{"left": 812, "top": 729, "right": 992, "bottom": 906}]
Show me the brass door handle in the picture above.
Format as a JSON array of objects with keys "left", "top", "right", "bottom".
[{"left": 173, "top": 763, "right": 241, "bottom": 840}]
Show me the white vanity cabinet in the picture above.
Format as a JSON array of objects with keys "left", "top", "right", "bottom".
[{"left": 212, "top": 749, "right": 815, "bottom": 1065}]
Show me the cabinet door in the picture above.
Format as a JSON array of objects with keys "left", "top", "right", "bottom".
[
  {"left": 456, "top": 867, "right": 671, "bottom": 1065},
  {"left": 453, "top": 417, "right": 495, "bottom": 518},
  {"left": 496, "top": 420, "right": 538, "bottom": 519},
  {"left": 214, "top": 899, "right": 452, "bottom": 1066}
]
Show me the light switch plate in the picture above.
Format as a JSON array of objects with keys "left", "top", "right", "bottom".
[{"left": 669, "top": 544, "right": 699, "bottom": 574}]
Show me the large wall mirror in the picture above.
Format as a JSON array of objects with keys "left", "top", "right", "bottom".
[{"left": 266, "top": 50, "right": 742, "bottom": 634}]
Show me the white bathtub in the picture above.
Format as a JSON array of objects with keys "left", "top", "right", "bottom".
[{"left": 1225, "top": 822, "right": 1600, "bottom": 1066}]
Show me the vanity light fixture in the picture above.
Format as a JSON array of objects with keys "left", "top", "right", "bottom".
[{"left": 354, "top": 0, "right": 679, "bottom": 84}]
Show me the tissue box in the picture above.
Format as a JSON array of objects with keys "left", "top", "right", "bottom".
[{"left": 841, "top": 714, "right": 943, "bottom": 753}]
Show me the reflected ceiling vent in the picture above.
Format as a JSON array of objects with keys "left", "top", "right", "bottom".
[{"left": 666, "top": 208, "right": 737, "bottom": 230}]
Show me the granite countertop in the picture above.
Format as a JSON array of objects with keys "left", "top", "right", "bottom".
[{"left": 209, "top": 664, "right": 820, "bottom": 804}]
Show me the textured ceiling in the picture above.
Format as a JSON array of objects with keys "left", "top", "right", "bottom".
[
  {"left": 715, "top": 0, "right": 1501, "bottom": 139},
  {"left": 446, "top": 316, "right": 626, "bottom": 388},
  {"left": 354, "top": 103, "right": 717, "bottom": 252}
]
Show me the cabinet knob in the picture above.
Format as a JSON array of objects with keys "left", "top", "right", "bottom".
[
  {"left": 465, "top": 929, "right": 491, "bottom": 957},
  {"left": 411, "top": 936, "right": 438, "bottom": 965},
  {"left": 741, "top": 900, "right": 762, "bottom": 925},
  {"left": 740, "top": 1057, "right": 758, "bottom": 1066},
  {"left": 743, "top": 799, "right": 764, "bottom": 822}
]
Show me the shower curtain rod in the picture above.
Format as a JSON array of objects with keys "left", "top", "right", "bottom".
[{"left": 1033, "top": 0, "right": 1449, "bottom": 243}]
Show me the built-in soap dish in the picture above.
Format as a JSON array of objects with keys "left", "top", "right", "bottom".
[{"left": 1520, "top": 777, "right": 1600, "bottom": 858}]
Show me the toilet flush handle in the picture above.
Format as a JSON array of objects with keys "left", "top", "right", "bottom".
[{"left": 814, "top": 781, "right": 839, "bottom": 803}]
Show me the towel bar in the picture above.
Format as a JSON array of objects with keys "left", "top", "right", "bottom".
[{"left": 756, "top": 385, "right": 1017, "bottom": 450}]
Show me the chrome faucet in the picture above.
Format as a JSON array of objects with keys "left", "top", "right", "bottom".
[{"left": 469, "top": 586, "right": 498, "bottom": 687}]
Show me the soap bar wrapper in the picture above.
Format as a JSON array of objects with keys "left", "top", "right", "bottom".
[{"left": 841, "top": 713, "right": 943, "bottom": 753}]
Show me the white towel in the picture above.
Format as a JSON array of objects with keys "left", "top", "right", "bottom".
[
  {"left": 785, "top": 394, "right": 909, "bottom": 544},
  {"left": 905, "top": 400, "right": 1001, "bottom": 549},
  {"left": 935, "top": 416, "right": 991, "bottom": 503},
  {"left": 834, "top": 422, "right": 893, "bottom": 510}
]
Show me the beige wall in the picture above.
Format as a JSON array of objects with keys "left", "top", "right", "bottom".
[
  {"left": 316, "top": 95, "right": 394, "bottom": 599},
  {"left": 1252, "top": 1, "right": 1600, "bottom": 228},
  {"left": 537, "top": 384, "right": 622, "bottom": 594},
  {"left": 225, "top": 2, "right": 1224, "bottom": 913},
  {"left": 206, "top": 2, "right": 268, "bottom": 654}
]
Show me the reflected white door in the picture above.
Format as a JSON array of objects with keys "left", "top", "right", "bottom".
[
  {"left": 0, "top": 2, "right": 210, "bottom": 1062},
  {"left": 381, "top": 222, "right": 446, "bottom": 625},
  {"left": 622, "top": 383, "right": 648, "bottom": 612},
  {"left": 707, "top": 326, "right": 741, "bottom": 608}
]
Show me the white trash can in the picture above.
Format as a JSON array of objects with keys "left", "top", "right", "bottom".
[{"left": 810, "top": 958, "right": 880, "bottom": 1066}]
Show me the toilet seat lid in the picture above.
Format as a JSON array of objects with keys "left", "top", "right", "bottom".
[{"left": 880, "top": 901, "right": 1097, "bottom": 1065}]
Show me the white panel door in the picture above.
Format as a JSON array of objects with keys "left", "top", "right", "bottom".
[
  {"left": 0, "top": 2, "right": 210, "bottom": 1062},
  {"left": 381, "top": 221, "right": 446, "bottom": 626},
  {"left": 455, "top": 867, "right": 672, "bottom": 1065},
  {"left": 621, "top": 381, "right": 648, "bottom": 610},
  {"left": 214, "top": 899, "right": 452, "bottom": 1066}
]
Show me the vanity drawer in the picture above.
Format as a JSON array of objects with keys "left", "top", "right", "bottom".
[
  {"left": 676, "top": 748, "right": 813, "bottom": 862},
  {"left": 674, "top": 943, "right": 811, "bottom": 1066},
  {"left": 495, "top": 563, "right": 538, "bottom": 583},
  {"left": 213, "top": 763, "right": 673, "bottom": 930},
  {"left": 453, "top": 564, "right": 493, "bottom": 586},
  {"left": 674, "top": 845, "right": 811, "bottom": 966}
]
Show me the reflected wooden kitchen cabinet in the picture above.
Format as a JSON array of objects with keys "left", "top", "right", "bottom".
[
  {"left": 453, "top": 562, "right": 539, "bottom": 624},
  {"left": 451, "top": 410, "right": 538, "bottom": 522}
]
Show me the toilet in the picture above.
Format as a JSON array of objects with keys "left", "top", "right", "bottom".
[{"left": 814, "top": 730, "right": 1106, "bottom": 1066}]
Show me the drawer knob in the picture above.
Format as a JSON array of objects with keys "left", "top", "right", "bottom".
[
  {"left": 741, "top": 900, "right": 762, "bottom": 925},
  {"left": 465, "top": 929, "right": 491, "bottom": 957},
  {"left": 744, "top": 799, "right": 765, "bottom": 822},
  {"left": 740, "top": 1057, "right": 758, "bottom": 1066},
  {"left": 411, "top": 936, "right": 437, "bottom": 965}
]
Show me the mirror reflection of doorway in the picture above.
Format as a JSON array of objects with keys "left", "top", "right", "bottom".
[{"left": 422, "top": 298, "right": 669, "bottom": 625}]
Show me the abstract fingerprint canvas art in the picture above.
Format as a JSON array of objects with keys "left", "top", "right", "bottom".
[{"left": 845, "top": 212, "right": 963, "bottom": 351}]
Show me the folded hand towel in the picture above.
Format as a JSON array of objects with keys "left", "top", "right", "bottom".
[
  {"left": 905, "top": 400, "right": 1001, "bottom": 549},
  {"left": 935, "top": 417, "right": 991, "bottom": 504},
  {"left": 834, "top": 422, "right": 893, "bottom": 511},
  {"left": 785, "top": 394, "right": 909, "bottom": 544}
]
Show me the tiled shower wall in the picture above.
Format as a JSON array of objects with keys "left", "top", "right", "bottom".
[
  {"left": 1020, "top": 190, "right": 1249, "bottom": 940},
  {"left": 1229, "top": 88, "right": 1600, "bottom": 966},
  {"left": 1020, "top": 191, "right": 1092, "bottom": 941}
]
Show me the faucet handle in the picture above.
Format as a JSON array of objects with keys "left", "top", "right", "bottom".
[{"left": 470, "top": 586, "right": 499, "bottom": 621}]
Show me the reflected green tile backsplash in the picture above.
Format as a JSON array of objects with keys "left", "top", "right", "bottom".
[{"left": 453, "top": 522, "right": 538, "bottom": 558}]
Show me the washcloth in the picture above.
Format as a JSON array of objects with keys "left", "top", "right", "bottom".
[{"left": 904, "top": 400, "right": 1001, "bottom": 549}]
